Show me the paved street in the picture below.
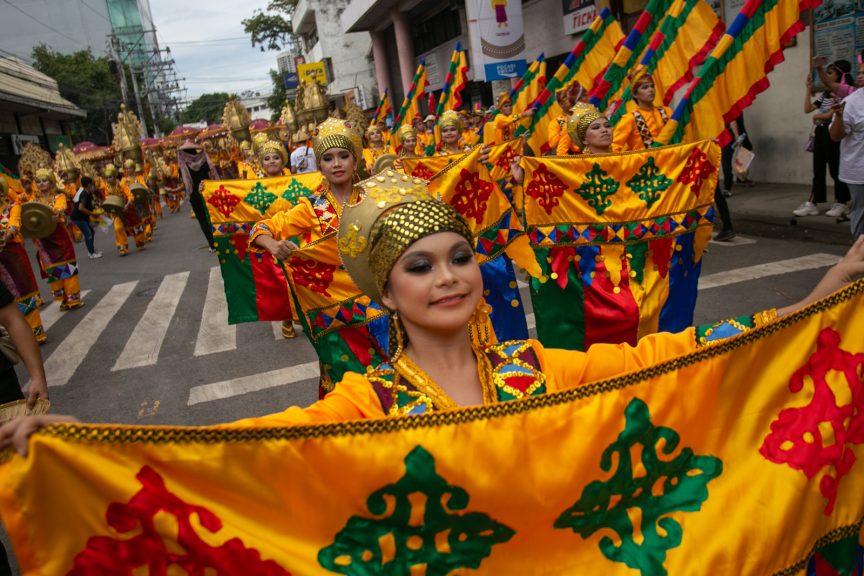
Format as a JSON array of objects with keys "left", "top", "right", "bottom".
[{"left": 11, "top": 194, "right": 852, "bottom": 429}]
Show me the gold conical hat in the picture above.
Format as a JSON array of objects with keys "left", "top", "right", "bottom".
[{"left": 53, "top": 143, "right": 81, "bottom": 175}]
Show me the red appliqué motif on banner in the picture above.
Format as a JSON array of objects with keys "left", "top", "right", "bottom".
[
  {"left": 291, "top": 257, "right": 336, "bottom": 297},
  {"left": 67, "top": 466, "right": 291, "bottom": 575},
  {"left": 526, "top": 163, "right": 567, "bottom": 215},
  {"left": 494, "top": 144, "right": 518, "bottom": 172},
  {"left": 760, "top": 328, "right": 864, "bottom": 515},
  {"left": 410, "top": 162, "right": 435, "bottom": 180},
  {"left": 676, "top": 148, "right": 716, "bottom": 197},
  {"left": 450, "top": 168, "right": 493, "bottom": 223},
  {"left": 207, "top": 185, "right": 242, "bottom": 218}
]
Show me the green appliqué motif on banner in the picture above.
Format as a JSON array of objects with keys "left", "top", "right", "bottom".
[
  {"left": 281, "top": 179, "right": 313, "bottom": 204},
  {"left": 244, "top": 182, "right": 278, "bottom": 215},
  {"left": 554, "top": 398, "right": 722, "bottom": 576},
  {"left": 318, "top": 446, "right": 514, "bottom": 575},
  {"left": 627, "top": 157, "right": 671, "bottom": 209},
  {"left": 576, "top": 163, "right": 619, "bottom": 215}
]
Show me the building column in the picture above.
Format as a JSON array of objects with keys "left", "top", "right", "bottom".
[
  {"left": 390, "top": 8, "right": 416, "bottom": 94},
  {"left": 370, "top": 30, "right": 390, "bottom": 98}
]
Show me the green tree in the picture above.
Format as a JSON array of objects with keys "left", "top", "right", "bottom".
[
  {"left": 30, "top": 45, "right": 123, "bottom": 145},
  {"left": 242, "top": 0, "right": 297, "bottom": 52},
  {"left": 180, "top": 92, "right": 232, "bottom": 125},
  {"left": 266, "top": 69, "right": 287, "bottom": 123}
]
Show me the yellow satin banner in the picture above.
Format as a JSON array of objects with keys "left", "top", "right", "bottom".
[
  {"left": 1, "top": 282, "right": 863, "bottom": 574},
  {"left": 520, "top": 140, "right": 719, "bottom": 228},
  {"left": 203, "top": 172, "right": 324, "bottom": 232}
]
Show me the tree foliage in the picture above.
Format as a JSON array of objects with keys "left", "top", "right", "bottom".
[
  {"left": 180, "top": 93, "right": 232, "bottom": 125},
  {"left": 30, "top": 45, "right": 123, "bottom": 145},
  {"left": 267, "top": 69, "right": 287, "bottom": 123},
  {"left": 242, "top": 0, "right": 297, "bottom": 52}
]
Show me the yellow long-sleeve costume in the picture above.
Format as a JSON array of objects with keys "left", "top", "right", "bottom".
[{"left": 612, "top": 105, "right": 673, "bottom": 151}]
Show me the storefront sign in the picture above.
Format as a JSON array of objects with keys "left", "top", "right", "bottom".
[
  {"left": 298, "top": 62, "right": 327, "bottom": 86},
  {"left": 466, "top": 0, "right": 527, "bottom": 81},
  {"left": 563, "top": 0, "right": 597, "bottom": 35}
]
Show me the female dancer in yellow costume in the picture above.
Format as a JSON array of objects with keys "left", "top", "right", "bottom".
[
  {"left": 30, "top": 169, "right": 84, "bottom": 311},
  {"left": 248, "top": 119, "right": 390, "bottom": 395},
  {"left": 0, "top": 176, "right": 46, "bottom": 342}
]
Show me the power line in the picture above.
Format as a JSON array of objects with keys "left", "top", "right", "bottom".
[
  {"left": 76, "top": 0, "right": 111, "bottom": 23},
  {"left": 2, "top": 0, "right": 90, "bottom": 49}
]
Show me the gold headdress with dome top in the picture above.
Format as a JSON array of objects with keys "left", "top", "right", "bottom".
[
  {"left": 338, "top": 170, "right": 473, "bottom": 306},
  {"left": 438, "top": 110, "right": 463, "bottom": 132},
  {"left": 257, "top": 139, "right": 287, "bottom": 163},
  {"left": 313, "top": 118, "right": 363, "bottom": 160},
  {"left": 566, "top": 102, "right": 605, "bottom": 149}
]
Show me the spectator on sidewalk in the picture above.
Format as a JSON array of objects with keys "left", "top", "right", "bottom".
[
  {"left": 796, "top": 66, "right": 853, "bottom": 219},
  {"left": 69, "top": 176, "right": 101, "bottom": 259},
  {"left": 830, "top": 57, "right": 864, "bottom": 239}
]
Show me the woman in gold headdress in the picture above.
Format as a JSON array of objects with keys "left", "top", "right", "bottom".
[
  {"left": 437, "top": 111, "right": 471, "bottom": 156},
  {"left": 612, "top": 66, "right": 674, "bottom": 151},
  {"left": 393, "top": 125, "right": 419, "bottom": 173},
  {"left": 362, "top": 122, "right": 388, "bottom": 170},
  {"left": 256, "top": 140, "right": 291, "bottom": 178},
  {"left": 0, "top": 175, "right": 46, "bottom": 342},
  {"left": 30, "top": 169, "right": 84, "bottom": 311},
  {"left": 249, "top": 118, "right": 390, "bottom": 394},
  {"left": 566, "top": 102, "right": 617, "bottom": 156}
]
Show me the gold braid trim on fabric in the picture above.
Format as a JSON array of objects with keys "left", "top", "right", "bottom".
[
  {"left": 771, "top": 519, "right": 864, "bottom": 576},
  {"left": 532, "top": 203, "right": 714, "bottom": 231},
  {"left": 393, "top": 355, "right": 459, "bottom": 411},
  {"left": 18, "top": 279, "right": 864, "bottom": 446},
  {"left": 427, "top": 143, "right": 483, "bottom": 184}
]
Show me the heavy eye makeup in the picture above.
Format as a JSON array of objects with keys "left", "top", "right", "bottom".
[{"left": 400, "top": 241, "right": 474, "bottom": 274}]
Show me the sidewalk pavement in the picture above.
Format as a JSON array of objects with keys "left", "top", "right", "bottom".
[{"left": 723, "top": 181, "right": 855, "bottom": 246}]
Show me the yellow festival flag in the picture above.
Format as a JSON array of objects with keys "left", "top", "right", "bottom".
[
  {"left": 520, "top": 141, "right": 719, "bottom": 349},
  {"left": 1, "top": 280, "right": 863, "bottom": 574},
  {"left": 202, "top": 173, "right": 322, "bottom": 324}
]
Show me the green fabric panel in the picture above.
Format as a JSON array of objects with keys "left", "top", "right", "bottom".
[
  {"left": 529, "top": 247, "right": 586, "bottom": 350},
  {"left": 215, "top": 236, "right": 259, "bottom": 325}
]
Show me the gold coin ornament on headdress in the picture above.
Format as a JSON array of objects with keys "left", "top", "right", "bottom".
[
  {"left": 438, "top": 110, "right": 463, "bottom": 132},
  {"left": 313, "top": 118, "right": 362, "bottom": 160},
  {"left": 566, "top": 102, "right": 605, "bottom": 149},
  {"left": 339, "top": 170, "right": 473, "bottom": 305}
]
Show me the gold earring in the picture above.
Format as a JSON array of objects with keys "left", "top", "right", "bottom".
[
  {"left": 389, "top": 310, "right": 405, "bottom": 362},
  {"left": 468, "top": 300, "right": 493, "bottom": 349}
]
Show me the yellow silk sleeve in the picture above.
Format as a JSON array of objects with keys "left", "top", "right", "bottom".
[
  {"left": 556, "top": 132, "right": 578, "bottom": 156},
  {"left": 547, "top": 117, "right": 562, "bottom": 150},
  {"left": 221, "top": 372, "right": 385, "bottom": 427},
  {"left": 53, "top": 194, "right": 67, "bottom": 213},
  {"left": 249, "top": 199, "right": 316, "bottom": 252},
  {"left": 7, "top": 203, "right": 21, "bottom": 230},
  {"left": 534, "top": 329, "right": 697, "bottom": 391},
  {"left": 612, "top": 112, "right": 641, "bottom": 151}
]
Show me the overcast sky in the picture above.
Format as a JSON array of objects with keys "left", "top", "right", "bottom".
[{"left": 148, "top": 0, "right": 282, "bottom": 102}]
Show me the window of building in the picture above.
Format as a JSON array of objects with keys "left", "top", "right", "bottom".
[{"left": 411, "top": 8, "right": 463, "bottom": 54}]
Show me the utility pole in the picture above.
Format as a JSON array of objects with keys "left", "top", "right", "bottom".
[
  {"left": 128, "top": 62, "right": 149, "bottom": 138},
  {"left": 110, "top": 35, "right": 129, "bottom": 107}
]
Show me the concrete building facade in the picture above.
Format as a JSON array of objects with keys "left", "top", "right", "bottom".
[
  {"left": 292, "top": 0, "right": 377, "bottom": 111},
  {"left": 0, "top": 0, "right": 114, "bottom": 60}
]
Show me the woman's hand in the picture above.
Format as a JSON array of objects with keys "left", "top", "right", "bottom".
[
  {"left": 806, "top": 75, "right": 813, "bottom": 89},
  {"left": 510, "top": 155, "right": 524, "bottom": 184},
  {"left": 478, "top": 144, "right": 491, "bottom": 164},
  {"left": 255, "top": 235, "right": 298, "bottom": 261},
  {"left": 0, "top": 414, "right": 79, "bottom": 456},
  {"left": 778, "top": 236, "right": 864, "bottom": 317}
]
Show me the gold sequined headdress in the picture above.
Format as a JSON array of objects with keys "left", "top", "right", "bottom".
[
  {"left": 339, "top": 170, "right": 473, "bottom": 305},
  {"left": 313, "top": 118, "right": 362, "bottom": 160},
  {"left": 566, "top": 102, "right": 605, "bottom": 149},
  {"left": 257, "top": 139, "right": 287, "bottom": 163},
  {"left": 438, "top": 110, "right": 463, "bottom": 132},
  {"left": 396, "top": 124, "right": 416, "bottom": 142},
  {"left": 496, "top": 91, "right": 511, "bottom": 108},
  {"left": 103, "top": 164, "right": 118, "bottom": 178}
]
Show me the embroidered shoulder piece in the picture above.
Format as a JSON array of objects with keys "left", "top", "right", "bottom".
[
  {"left": 309, "top": 191, "right": 340, "bottom": 238},
  {"left": 367, "top": 364, "right": 438, "bottom": 416},
  {"left": 632, "top": 107, "right": 669, "bottom": 148},
  {"left": 484, "top": 341, "right": 546, "bottom": 401},
  {"left": 695, "top": 308, "right": 777, "bottom": 347}
]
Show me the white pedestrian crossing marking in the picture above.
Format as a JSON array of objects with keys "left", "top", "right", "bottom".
[
  {"left": 112, "top": 272, "right": 190, "bottom": 371},
  {"left": 40, "top": 290, "right": 92, "bottom": 332},
  {"left": 43, "top": 281, "right": 138, "bottom": 387},
  {"left": 194, "top": 267, "right": 236, "bottom": 356},
  {"left": 698, "top": 253, "right": 840, "bottom": 290},
  {"left": 187, "top": 361, "right": 320, "bottom": 405}
]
